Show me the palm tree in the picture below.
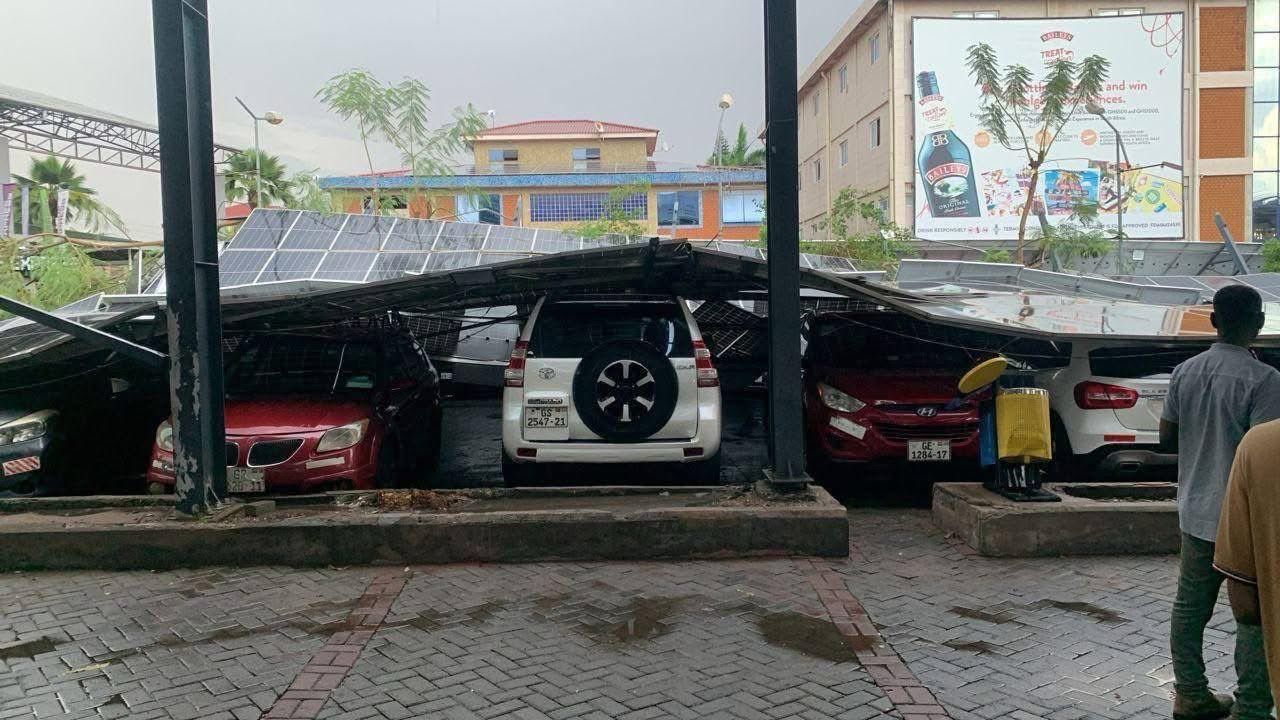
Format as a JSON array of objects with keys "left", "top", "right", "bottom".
[
  {"left": 707, "top": 124, "right": 765, "bottom": 167},
  {"left": 11, "top": 155, "right": 127, "bottom": 236},
  {"left": 223, "top": 149, "right": 293, "bottom": 208}
]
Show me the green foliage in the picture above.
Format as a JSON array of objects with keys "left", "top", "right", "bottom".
[
  {"left": 0, "top": 239, "right": 116, "bottom": 310},
  {"left": 1263, "top": 239, "right": 1280, "bottom": 273},
  {"left": 224, "top": 149, "right": 293, "bottom": 208},
  {"left": 708, "top": 123, "right": 765, "bottom": 166},
  {"left": 1033, "top": 201, "right": 1114, "bottom": 270},
  {"left": 317, "top": 69, "right": 485, "bottom": 215},
  {"left": 11, "top": 155, "right": 127, "bottom": 236},
  {"left": 567, "top": 182, "right": 650, "bottom": 239},
  {"left": 803, "top": 188, "right": 914, "bottom": 273},
  {"left": 982, "top": 248, "right": 1013, "bottom": 263},
  {"left": 965, "top": 43, "right": 1111, "bottom": 250},
  {"left": 284, "top": 170, "right": 333, "bottom": 212}
]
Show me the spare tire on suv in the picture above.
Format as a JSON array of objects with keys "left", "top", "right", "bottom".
[{"left": 572, "top": 339, "right": 679, "bottom": 442}]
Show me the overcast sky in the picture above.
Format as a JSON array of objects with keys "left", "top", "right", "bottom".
[{"left": 1, "top": 0, "right": 857, "bottom": 238}]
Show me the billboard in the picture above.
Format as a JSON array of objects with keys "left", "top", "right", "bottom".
[{"left": 912, "top": 14, "right": 1185, "bottom": 240}]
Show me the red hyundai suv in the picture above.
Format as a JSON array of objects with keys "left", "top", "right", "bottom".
[
  {"left": 803, "top": 313, "right": 988, "bottom": 476},
  {"left": 146, "top": 328, "right": 441, "bottom": 494}
]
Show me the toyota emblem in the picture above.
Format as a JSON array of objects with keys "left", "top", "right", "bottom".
[
  {"left": 916, "top": 406, "right": 938, "bottom": 418},
  {"left": 538, "top": 367, "right": 556, "bottom": 380}
]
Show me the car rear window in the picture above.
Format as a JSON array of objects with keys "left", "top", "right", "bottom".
[
  {"left": 528, "top": 302, "right": 694, "bottom": 359},
  {"left": 1088, "top": 346, "right": 1204, "bottom": 378},
  {"left": 808, "top": 319, "right": 986, "bottom": 370},
  {"left": 227, "top": 337, "right": 380, "bottom": 395}
]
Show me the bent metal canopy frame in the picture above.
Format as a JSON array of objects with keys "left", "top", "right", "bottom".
[{"left": 0, "top": 82, "right": 239, "bottom": 172}]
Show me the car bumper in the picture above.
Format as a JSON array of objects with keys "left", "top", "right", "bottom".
[
  {"left": 0, "top": 437, "right": 54, "bottom": 496},
  {"left": 808, "top": 411, "right": 980, "bottom": 465},
  {"left": 1088, "top": 444, "right": 1177, "bottom": 480},
  {"left": 147, "top": 438, "right": 378, "bottom": 492}
]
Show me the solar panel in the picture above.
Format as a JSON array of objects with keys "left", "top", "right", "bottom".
[
  {"left": 435, "top": 223, "right": 489, "bottom": 251},
  {"left": 368, "top": 253, "right": 428, "bottom": 281},
  {"left": 424, "top": 252, "right": 481, "bottom": 271},
  {"left": 256, "top": 250, "right": 326, "bottom": 283},
  {"left": 333, "top": 214, "right": 393, "bottom": 251},
  {"left": 225, "top": 210, "right": 299, "bottom": 249},
  {"left": 478, "top": 252, "right": 532, "bottom": 265},
  {"left": 532, "top": 235, "right": 581, "bottom": 253},
  {"left": 279, "top": 212, "right": 345, "bottom": 250},
  {"left": 383, "top": 219, "right": 441, "bottom": 251},
  {"left": 220, "top": 249, "right": 273, "bottom": 286},
  {"left": 313, "top": 252, "right": 378, "bottom": 282},
  {"left": 482, "top": 226, "right": 537, "bottom": 252}
]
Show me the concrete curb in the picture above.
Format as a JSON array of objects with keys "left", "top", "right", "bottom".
[
  {"left": 0, "top": 488, "right": 849, "bottom": 571},
  {"left": 933, "top": 482, "right": 1178, "bottom": 557}
]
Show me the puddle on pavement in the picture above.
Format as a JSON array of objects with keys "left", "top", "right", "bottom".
[
  {"left": 949, "top": 606, "right": 1023, "bottom": 625},
  {"left": 756, "top": 612, "right": 859, "bottom": 663},
  {"left": 0, "top": 636, "right": 56, "bottom": 660},
  {"left": 579, "top": 596, "right": 687, "bottom": 644},
  {"left": 1030, "top": 599, "right": 1127, "bottom": 624},
  {"left": 944, "top": 639, "right": 1000, "bottom": 655}
]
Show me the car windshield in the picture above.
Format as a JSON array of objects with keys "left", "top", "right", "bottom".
[
  {"left": 528, "top": 302, "right": 694, "bottom": 359},
  {"left": 809, "top": 318, "right": 985, "bottom": 370},
  {"left": 225, "top": 337, "right": 379, "bottom": 395}
]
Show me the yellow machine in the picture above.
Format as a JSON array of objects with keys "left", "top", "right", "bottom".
[
  {"left": 995, "top": 388, "right": 1052, "bottom": 463},
  {"left": 955, "top": 356, "right": 1059, "bottom": 501}
]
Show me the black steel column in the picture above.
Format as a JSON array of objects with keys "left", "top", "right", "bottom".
[
  {"left": 763, "top": 0, "right": 807, "bottom": 486},
  {"left": 153, "top": 0, "right": 226, "bottom": 513}
]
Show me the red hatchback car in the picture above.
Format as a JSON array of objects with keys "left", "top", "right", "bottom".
[
  {"left": 803, "top": 313, "right": 987, "bottom": 475},
  {"left": 146, "top": 329, "right": 442, "bottom": 494}
]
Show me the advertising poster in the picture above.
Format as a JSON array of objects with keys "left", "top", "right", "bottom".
[
  {"left": 0, "top": 183, "right": 13, "bottom": 238},
  {"left": 912, "top": 14, "right": 1185, "bottom": 240}
]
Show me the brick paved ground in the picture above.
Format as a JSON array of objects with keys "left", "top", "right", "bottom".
[{"left": 0, "top": 508, "right": 1242, "bottom": 720}]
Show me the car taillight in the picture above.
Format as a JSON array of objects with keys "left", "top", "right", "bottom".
[
  {"left": 693, "top": 339, "right": 719, "bottom": 388},
  {"left": 505, "top": 340, "right": 528, "bottom": 387},
  {"left": 1074, "top": 381, "right": 1139, "bottom": 409}
]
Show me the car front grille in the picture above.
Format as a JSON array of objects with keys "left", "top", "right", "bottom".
[
  {"left": 875, "top": 421, "right": 977, "bottom": 443},
  {"left": 247, "top": 439, "right": 304, "bottom": 467},
  {"left": 226, "top": 442, "right": 240, "bottom": 466}
]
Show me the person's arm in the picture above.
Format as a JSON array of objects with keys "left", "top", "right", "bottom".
[
  {"left": 1159, "top": 419, "right": 1177, "bottom": 453},
  {"left": 1251, "top": 371, "right": 1280, "bottom": 427},
  {"left": 1228, "top": 578, "right": 1262, "bottom": 626},
  {"left": 1215, "top": 437, "right": 1260, "bottom": 624}
]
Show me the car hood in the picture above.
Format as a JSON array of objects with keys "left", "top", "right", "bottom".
[
  {"left": 819, "top": 369, "right": 963, "bottom": 405},
  {"left": 224, "top": 396, "right": 371, "bottom": 435},
  {"left": 0, "top": 405, "right": 39, "bottom": 426}
]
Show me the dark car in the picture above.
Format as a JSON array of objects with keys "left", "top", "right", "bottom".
[
  {"left": 147, "top": 327, "right": 442, "bottom": 494},
  {"left": 803, "top": 313, "right": 990, "bottom": 476}
]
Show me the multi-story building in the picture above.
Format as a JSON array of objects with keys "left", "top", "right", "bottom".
[
  {"left": 799, "top": 0, "right": 1253, "bottom": 243},
  {"left": 320, "top": 120, "right": 765, "bottom": 241}
]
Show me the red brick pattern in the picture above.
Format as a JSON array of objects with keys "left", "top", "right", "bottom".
[
  {"left": 1199, "top": 88, "right": 1246, "bottom": 159},
  {"left": 1199, "top": 175, "right": 1247, "bottom": 242},
  {"left": 804, "top": 558, "right": 952, "bottom": 720},
  {"left": 1199, "top": 7, "right": 1246, "bottom": 73},
  {"left": 262, "top": 569, "right": 408, "bottom": 719}
]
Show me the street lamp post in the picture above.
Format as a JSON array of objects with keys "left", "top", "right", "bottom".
[
  {"left": 234, "top": 96, "right": 283, "bottom": 208},
  {"left": 1086, "top": 103, "right": 1130, "bottom": 271},
  {"left": 716, "top": 93, "right": 733, "bottom": 238}
]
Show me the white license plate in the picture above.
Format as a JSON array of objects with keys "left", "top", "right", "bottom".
[
  {"left": 227, "top": 466, "right": 265, "bottom": 493},
  {"left": 524, "top": 406, "right": 568, "bottom": 429},
  {"left": 908, "top": 440, "right": 951, "bottom": 462}
]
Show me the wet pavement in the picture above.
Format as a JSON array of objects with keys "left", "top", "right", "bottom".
[{"left": 0, "top": 507, "right": 1233, "bottom": 720}]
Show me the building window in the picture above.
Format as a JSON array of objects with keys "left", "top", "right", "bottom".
[
  {"left": 877, "top": 197, "right": 889, "bottom": 214},
  {"left": 487, "top": 148, "right": 518, "bottom": 171},
  {"left": 812, "top": 90, "right": 820, "bottom": 116},
  {"left": 869, "top": 118, "right": 881, "bottom": 148},
  {"left": 1256, "top": 0, "right": 1280, "bottom": 240},
  {"left": 529, "top": 192, "right": 647, "bottom": 223},
  {"left": 1093, "top": 8, "right": 1143, "bottom": 16},
  {"left": 571, "top": 147, "right": 601, "bottom": 171},
  {"left": 456, "top": 193, "right": 501, "bottom": 224},
  {"left": 953, "top": 10, "right": 1000, "bottom": 18},
  {"left": 869, "top": 33, "right": 881, "bottom": 64},
  {"left": 839, "top": 140, "right": 849, "bottom": 167},
  {"left": 812, "top": 158, "right": 822, "bottom": 182},
  {"left": 838, "top": 64, "right": 848, "bottom": 93},
  {"left": 721, "top": 190, "right": 766, "bottom": 225},
  {"left": 657, "top": 190, "right": 700, "bottom": 227}
]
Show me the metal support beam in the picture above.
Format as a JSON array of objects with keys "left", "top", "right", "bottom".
[
  {"left": 1214, "top": 212, "right": 1251, "bottom": 276},
  {"left": 152, "top": 0, "right": 226, "bottom": 514},
  {"left": 763, "top": 0, "right": 808, "bottom": 488},
  {"left": 0, "top": 295, "right": 166, "bottom": 370}
]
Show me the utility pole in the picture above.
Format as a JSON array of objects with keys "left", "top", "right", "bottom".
[{"left": 152, "top": 0, "right": 227, "bottom": 514}]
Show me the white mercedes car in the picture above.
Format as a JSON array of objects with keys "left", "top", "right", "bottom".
[{"left": 500, "top": 295, "right": 722, "bottom": 486}]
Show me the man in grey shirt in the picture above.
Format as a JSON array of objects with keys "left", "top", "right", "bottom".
[{"left": 1161, "top": 285, "right": 1280, "bottom": 720}]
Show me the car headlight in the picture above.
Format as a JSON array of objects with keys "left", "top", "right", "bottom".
[
  {"left": 0, "top": 411, "right": 53, "bottom": 446},
  {"left": 156, "top": 420, "right": 174, "bottom": 452},
  {"left": 316, "top": 420, "right": 368, "bottom": 453},
  {"left": 817, "top": 383, "right": 866, "bottom": 413}
]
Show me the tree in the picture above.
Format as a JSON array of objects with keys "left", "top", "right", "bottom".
[
  {"left": 317, "top": 69, "right": 485, "bottom": 216},
  {"left": 1033, "top": 201, "right": 1114, "bottom": 271},
  {"left": 707, "top": 123, "right": 765, "bottom": 166},
  {"left": 800, "top": 188, "right": 914, "bottom": 273},
  {"left": 566, "top": 182, "right": 650, "bottom": 239},
  {"left": 0, "top": 239, "right": 116, "bottom": 310},
  {"left": 965, "top": 44, "right": 1110, "bottom": 258},
  {"left": 11, "top": 155, "right": 127, "bottom": 236},
  {"left": 284, "top": 170, "right": 333, "bottom": 213},
  {"left": 224, "top": 149, "right": 293, "bottom": 208}
]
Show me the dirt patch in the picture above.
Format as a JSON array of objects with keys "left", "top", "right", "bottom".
[
  {"left": 369, "top": 490, "right": 472, "bottom": 512},
  {"left": 756, "top": 611, "right": 859, "bottom": 663}
]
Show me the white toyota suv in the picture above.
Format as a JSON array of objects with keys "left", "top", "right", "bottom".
[
  {"left": 1036, "top": 341, "right": 1196, "bottom": 480},
  {"left": 501, "top": 295, "right": 722, "bottom": 486}
]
